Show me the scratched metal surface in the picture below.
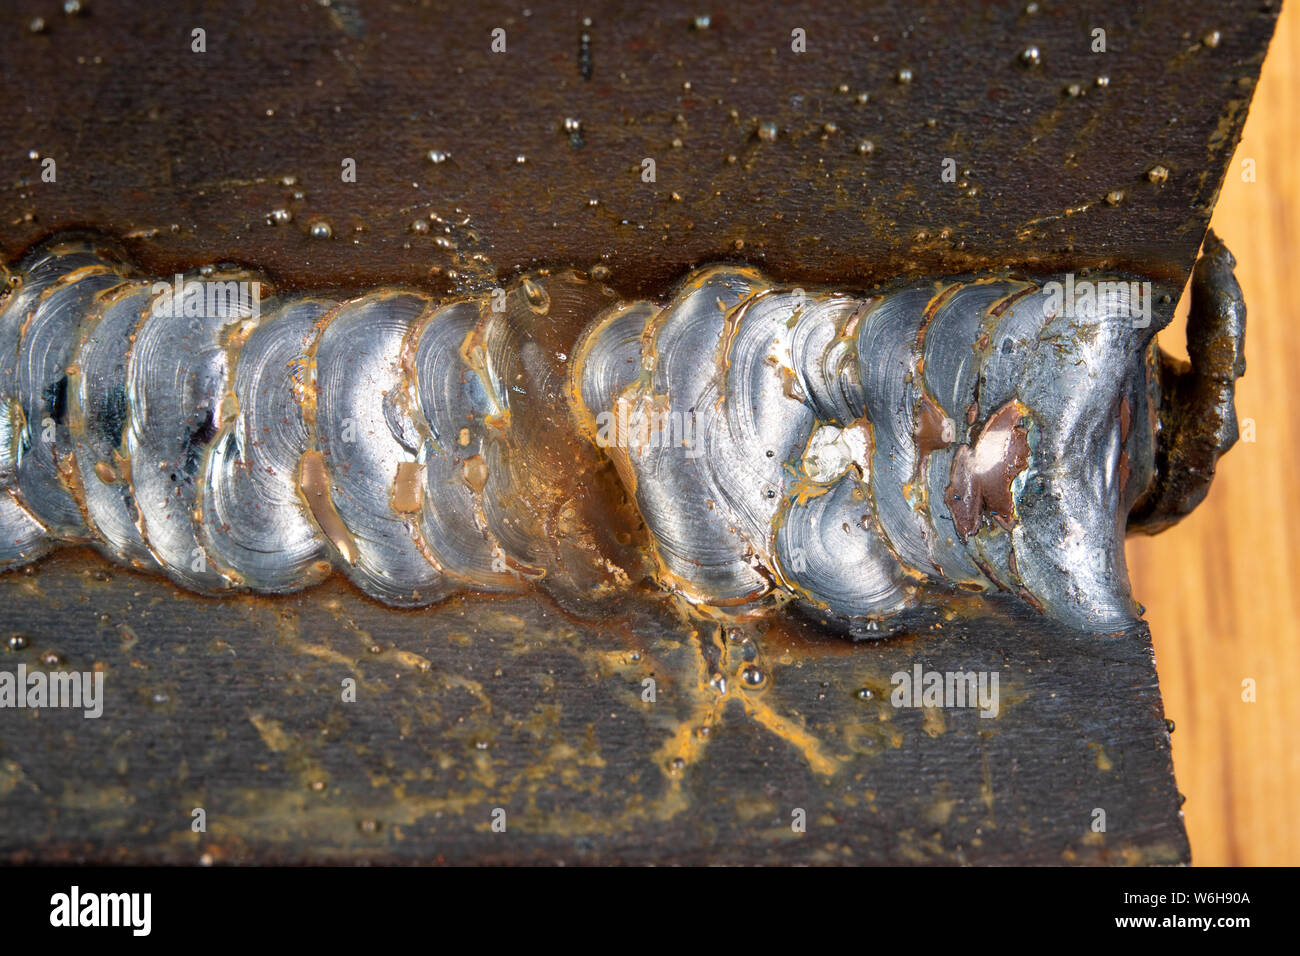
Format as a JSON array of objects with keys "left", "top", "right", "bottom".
[{"left": 0, "top": 0, "right": 1280, "bottom": 864}]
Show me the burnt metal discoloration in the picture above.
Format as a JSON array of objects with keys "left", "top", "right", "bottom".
[
  {"left": 914, "top": 391, "right": 953, "bottom": 460},
  {"left": 1129, "top": 231, "right": 1248, "bottom": 534},
  {"left": 946, "top": 400, "right": 1031, "bottom": 542}
]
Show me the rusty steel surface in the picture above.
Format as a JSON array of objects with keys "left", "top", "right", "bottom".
[
  {"left": 0, "top": 0, "right": 1281, "bottom": 864},
  {"left": 2, "top": 550, "right": 1187, "bottom": 865},
  {"left": 0, "top": 0, "right": 1279, "bottom": 297}
]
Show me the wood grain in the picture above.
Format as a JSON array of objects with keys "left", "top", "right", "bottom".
[{"left": 1127, "top": 0, "right": 1300, "bottom": 867}]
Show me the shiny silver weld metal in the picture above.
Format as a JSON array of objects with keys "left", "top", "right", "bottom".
[
  {"left": 0, "top": 235, "right": 1243, "bottom": 638},
  {"left": 574, "top": 267, "right": 1157, "bottom": 634}
]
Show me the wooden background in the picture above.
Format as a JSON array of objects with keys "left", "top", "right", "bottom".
[{"left": 1128, "top": 0, "right": 1300, "bottom": 867}]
